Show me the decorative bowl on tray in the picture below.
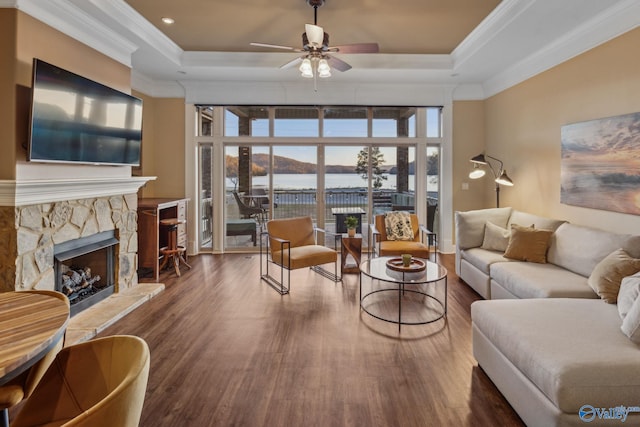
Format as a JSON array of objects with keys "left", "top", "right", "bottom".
[{"left": 385, "top": 257, "right": 426, "bottom": 273}]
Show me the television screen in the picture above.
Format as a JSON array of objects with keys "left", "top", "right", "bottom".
[{"left": 28, "top": 59, "right": 143, "bottom": 166}]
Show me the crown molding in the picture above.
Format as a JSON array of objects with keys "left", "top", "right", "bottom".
[
  {"left": 451, "top": 0, "right": 535, "bottom": 70},
  {"left": 85, "top": 0, "right": 182, "bottom": 66},
  {"left": 12, "top": 0, "right": 137, "bottom": 67},
  {"left": 482, "top": 0, "right": 640, "bottom": 98},
  {"left": 0, "top": 177, "right": 155, "bottom": 207},
  {"left": 131, "top": 70, "right": 185, "bottom": 98}
]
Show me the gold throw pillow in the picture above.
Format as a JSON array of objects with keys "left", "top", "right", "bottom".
[{"left": 503, "top": 224, "right": 553, "bottom": 263}]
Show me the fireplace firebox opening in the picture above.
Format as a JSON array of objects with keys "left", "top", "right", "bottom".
[{"left": 54, "top": 230, "right": 118, "bottom": 317}]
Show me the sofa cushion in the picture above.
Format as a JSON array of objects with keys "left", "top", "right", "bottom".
[
  {"left": 471, "top": 299, "right": 640, "bottom": 412},
  {"left": 623, "top": 235, "right": 640, "bottom": 259},
  {"left": 461, "top": 248, "right": 513, "bottom": 275},
  {"left": 508, "top": 210, "right": 565, "bottom": 232},
  {"left": 455, "top": 207, "right": 512, "bottom": 250},
  {"left": 588, "top": 249, "right": 640, "bottom": 303},
  {"left": 503, "top": 224, "right": 553, "bottom": 263},
  {"left": 547, "top": 223, "right": 634, "bottom": 278},
  {"left": 490, "top": 262, "right": 597, "bottom": 299},
  {"left": 481, "top": 221, "right": 510, "bottom": 252}
]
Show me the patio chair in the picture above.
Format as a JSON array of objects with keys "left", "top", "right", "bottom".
[
  {"left": 260, "top": 216, "right": 341, "bottom": 295},
  {"left": 232, "top": 191, "right": 266, "bottom": 224}
]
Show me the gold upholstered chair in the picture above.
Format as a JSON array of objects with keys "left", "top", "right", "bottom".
[
  {"left": 260, "top": 216, "right": 341, "bottom": 294},
  {"left": 0, "top": 290, "right": 69, "bottom": 427},
  {"left": 12, "top": 335, "right": 150, "bottom": 427},
  {"left": 370, "top": 212, "right": 436, "bottom": 260}
]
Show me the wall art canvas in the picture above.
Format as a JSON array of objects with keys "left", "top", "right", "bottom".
[{"left": 561, "top": 112, "right": 640, "bottom": 215}]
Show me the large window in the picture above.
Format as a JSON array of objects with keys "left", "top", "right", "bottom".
[{"left": 195, "top": 106, "right": 443, "bottom": 252}]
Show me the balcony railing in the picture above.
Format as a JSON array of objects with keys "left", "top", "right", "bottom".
[{"left": 216, "top": 189, "right": 438, "bottom": 249}]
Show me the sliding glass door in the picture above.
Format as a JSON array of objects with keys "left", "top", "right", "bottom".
[{"left": 224, "top": 145, "right": 270, "bottom": 250}]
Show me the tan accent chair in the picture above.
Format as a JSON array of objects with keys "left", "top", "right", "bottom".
[
  {"left": 370, "top": 213, "right": 436, "bottom": 260},
  {"left": 0, "top": 290, "right": 69, "bottom": 427},
  {"left": 12, "top": 335, "right": 150, "bottom": 427},
  {"left": 260, "top": 216, "right": 340, "bottom": 294}
]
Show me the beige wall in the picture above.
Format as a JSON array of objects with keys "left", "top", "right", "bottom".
[
  {"left": 0, "top": 9, "right": 17, "bottom": 179},
  {"left": 451, "top": 101, "right": 486, "bottom": 243},
  {"left": 484, "top": 27, "right": 640, "bottom": 234},
  {"left": 1, "top": 10, "right": 132, "bottom": 180},
  {"left": 135, "top": 93, "right": 186, "bottom": 198}
]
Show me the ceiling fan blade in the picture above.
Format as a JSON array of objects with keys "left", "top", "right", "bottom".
[
  {"left": 280, "top": 56, "right": 303, "bottom": 69},
  {"left": 250, "top": 42, "right": 297, "bottom": 51},
  {"left": 326, "top": 56, "right": 352, "bottom": 72},
  {"left": 329, "top": 43, "right": 379, "bottom": 54},
  {"left": 304, "top": 24, "right": 324, "bottom": 47}
]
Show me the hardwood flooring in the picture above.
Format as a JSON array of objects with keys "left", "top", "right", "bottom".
[{"left": 96, "top": 253, "right": 525, "bottom": 427}]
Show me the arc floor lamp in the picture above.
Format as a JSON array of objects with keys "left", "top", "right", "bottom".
[{"left": 468, "top": 153, "right": 514, "bottom": 207}]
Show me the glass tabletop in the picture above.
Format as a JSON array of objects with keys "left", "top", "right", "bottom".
[{"left": 360, "top": 256, "right": 447, "bottom": 285}]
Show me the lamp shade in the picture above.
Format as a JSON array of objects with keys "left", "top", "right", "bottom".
[
  {"left": 317, "top": 59, "right": 331, "bottom": 78},
  {"left": 299, "top": 58, "right": 313, "bottom": 78},
  {"left": 495, "top": 170, "right": 514, "bottom": 186},
  {"left": 469, "top": 164, "right": 486, "bottom": 179},
  {"left": 470, "top": 154, "right": 487, "bottom": 164}
]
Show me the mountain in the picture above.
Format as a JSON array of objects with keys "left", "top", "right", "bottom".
[{"left": 252, "top": 153, "right": 357, "bottom": 174}]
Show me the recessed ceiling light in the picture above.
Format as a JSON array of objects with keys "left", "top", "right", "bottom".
[{"left": 161, "top": 17, "right": 175, "bottom": 25}]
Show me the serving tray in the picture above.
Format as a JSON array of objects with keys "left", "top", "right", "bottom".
[{"left": 385, "top": 257, "right": 426, "bottom": 273}]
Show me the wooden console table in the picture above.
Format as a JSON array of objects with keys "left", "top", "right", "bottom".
[{"left": 138, "top": 198, "right": 189, "bottom": 282}]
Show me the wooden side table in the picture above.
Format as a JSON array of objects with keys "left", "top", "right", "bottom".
[{"left": 341, "top": 234, "right": 362, "bottom": 274}]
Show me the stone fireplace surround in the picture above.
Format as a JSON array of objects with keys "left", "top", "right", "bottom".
[{"left": 0, "top": 177, "right": 154, "bottom": 296}]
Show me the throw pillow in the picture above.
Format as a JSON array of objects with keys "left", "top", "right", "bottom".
[
  {"left": 481, "top": 221, "right": 510, "bottom": 252},
  {"left": 384, "top": 211, "right": 413, "bottom": 241},
  {"left": 619, "top": 281, "right": 640, "bottom": 344},
  {"left": 618, "top": 272, "right": 640, "bottom": 319},
  {"left": 503, "top": 224, "right": 553, "bottom": 263},
  {"left": 588, "top": 249, "right": 640, "bottom": 304}
]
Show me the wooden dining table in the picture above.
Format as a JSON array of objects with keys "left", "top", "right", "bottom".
[{"left": 0, "top": 292, "right": 70, "bottom": 386}]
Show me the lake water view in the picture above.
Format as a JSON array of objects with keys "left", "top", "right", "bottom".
[{"left": 226, "top": 173, "right": 439, "bottom": 191}]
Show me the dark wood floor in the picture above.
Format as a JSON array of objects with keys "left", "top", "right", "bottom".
[{"left": 96, "top": 253, "right": 525, "bottom": 427}]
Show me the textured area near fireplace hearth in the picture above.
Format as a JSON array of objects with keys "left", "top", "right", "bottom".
[{"left": 65, "top": 282, "right": 164, "bottom": 346}]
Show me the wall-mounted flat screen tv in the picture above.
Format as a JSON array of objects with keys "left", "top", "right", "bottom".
[{"left": 28, "top": 59, "right": 142, "bottom": 166}]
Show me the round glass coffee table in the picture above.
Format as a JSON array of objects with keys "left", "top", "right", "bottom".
[{"left": 359, "top": 256, "right": 447, "bottom": 331}]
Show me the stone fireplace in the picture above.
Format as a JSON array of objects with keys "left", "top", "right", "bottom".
[{"left": 0, "top": 177, "right": 154, "bottom": 312}]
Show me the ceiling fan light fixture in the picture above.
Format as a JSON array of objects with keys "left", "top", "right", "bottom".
[
  {"left": 317, "top": 59, "right": 331, "bottom": 78},
  {"left": 299, "top": 58, "right": 313, "bottom": 78}
]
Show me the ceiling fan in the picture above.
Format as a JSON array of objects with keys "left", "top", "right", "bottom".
[{"left": 250, "top": 0, "right": 379, "bottom": 79}]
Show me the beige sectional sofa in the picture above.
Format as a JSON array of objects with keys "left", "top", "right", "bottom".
[
  {"left": 455, "top": 207, "right": 640, "bottom": 426},
  {"left": 455, "top": 207, "right": 639, "bottom": 300}
]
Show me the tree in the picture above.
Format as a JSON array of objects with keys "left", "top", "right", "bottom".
[
  {"left": 355, "top": 147, "right": 387, "bottom": 189},
  {"left": 427, "top": 152, "right": 439, "bottom": 176}
]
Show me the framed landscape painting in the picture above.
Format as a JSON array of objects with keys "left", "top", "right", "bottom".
[{"left": 561, "top": 112, "right": 640, "bottom": 215}]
